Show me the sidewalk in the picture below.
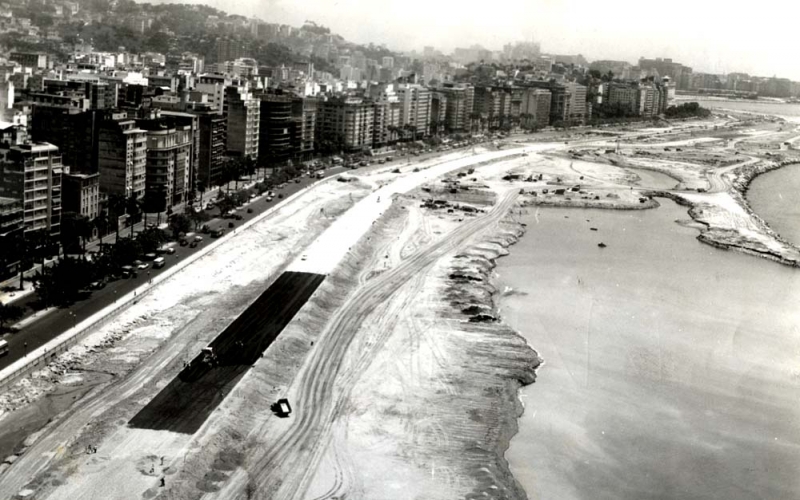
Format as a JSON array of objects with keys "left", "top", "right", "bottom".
[{"left": 0, "top": 282, "right": 35, "bottom": 306}]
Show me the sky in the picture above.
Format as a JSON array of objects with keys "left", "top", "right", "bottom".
[{"left": 170, "top": 0, "right": 800, "bottom": 80}]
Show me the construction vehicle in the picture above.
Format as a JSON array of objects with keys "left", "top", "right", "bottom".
[{"left": 271, "top": 398, "right": 292, "bottom": 417}]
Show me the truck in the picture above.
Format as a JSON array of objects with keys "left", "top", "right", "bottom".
[{"left": 273, "top": 398, "right": 292, "bottom": 416}]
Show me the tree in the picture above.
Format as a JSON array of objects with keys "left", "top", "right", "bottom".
[
  {"left": 188, "top": 209, "right": 210, "bottom": 231},
  {"left": 169, "top": 214, "right": 191, "bottom": 238},
  {"left": 33, "top": 257, "right": 95, "bottom": 307},
  {"left": 92, "top": 212, "right": 110, "bottom": 249},
  {"left": 197, "top": 178, "right": 207, "bottom": 205},
  {"left": 215, "top": 195, "right": 236, "bottom": 218},
  {"left": 126, "top": 195, "right": 143, "bottom": 238},
  {"left": 107, "top": 193, "right": 127, "bottom": 242},
  {"left": 0, "top": 303, "right": 23, "bottom": 330}
]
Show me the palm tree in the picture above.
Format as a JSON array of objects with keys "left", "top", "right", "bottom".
[
  {"left": 92, "top": 212, "right": 110, "bottom": 250},
  {"left": 107, "top": 193, "right": 127, "bottom": 243},
  {"left": 126, "top": 195, "right": 142, "bottom": 239},
  {"left": 75, "top": 215, "right": 92, "bottom": 255},
  {"left": 197, "top": 178, "right": 207, "bottom": 205}
]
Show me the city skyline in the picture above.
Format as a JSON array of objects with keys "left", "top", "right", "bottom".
[{"left": 149, "top": 0, "right": 800, "bottom": 80}]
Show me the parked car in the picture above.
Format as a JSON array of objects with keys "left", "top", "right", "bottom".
[
  {"left": 179, "top": 238, "right": 189, "bottom": 247},
  {"left": 194, "top": 235, "right": 203, "bottom": 242},
  {"left": 189, "top": 241, "right": 198, "bottom": 248},
  {"left": 153, "top": 256, "right": 166, "bottom": 269},
  {"left": 120, "top": 265, "right": 134, "bottom": 278},
  {"left": 201, "top": 225, "right": 211, "bottom": 234},
  {"left": 234, "top": 214, "right": 243, "bottom": 220},
  {"left": 228, "top": 222, "right": 235, "bottom": 228},
  {"left": 246, "top": 208, "right": 253, "bottom": 214},
  {"left": 90, "top": 280, "right": 106, "bottom": 290},
  {"left": 133, "top": 260, "right": 149, "bottom": 270},
  {"left": 144, "top": 253, "right": 157, "bottom": 261},
  {"left": 212, "top": 228, "right": 225, "bottom": 238},
  {"left": 295, "top": 178, "right": 301, "bottom": 183}
]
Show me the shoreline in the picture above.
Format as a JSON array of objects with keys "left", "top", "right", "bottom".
[{"left": 445, "top": 213, "right": 542, "bottom": 499}]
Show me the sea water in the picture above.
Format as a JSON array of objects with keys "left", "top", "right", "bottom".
[{"left": 502, "top": 199, "right": 800, "bottom": 500}]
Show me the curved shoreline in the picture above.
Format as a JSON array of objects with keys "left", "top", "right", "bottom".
[{"left": 441, "top": 214, "right": 541, "bottom": 499}]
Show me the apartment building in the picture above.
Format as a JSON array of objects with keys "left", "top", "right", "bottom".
[
  {"left": 97, "top": 111, "right": 147, "bottom": 200},
  {"left": 317, "top": 96, "right": 374, "bottom": 151},
  {"left": 224, "top": 85, "right": 260, "bottom": 159},
  {"left": 137, "top": 111, "right": 194, "bottom": 210},
  {"left": 397, "top": 84, "right": 431, "bottom": 137},
  {"left": 0, "top": 142, "right": 62, "bottom": 236},
  {"left": 257, "top": 91, "right": 295, "bottom": 166},
  {"left": 438, "top": 84, "right": 474, "bottom": 133},
  {"left": 520, "top": 88, "right": 551, "bottom": 129},
  {"left": 292, "top": 96, "right": 317, "bottom": 161}
]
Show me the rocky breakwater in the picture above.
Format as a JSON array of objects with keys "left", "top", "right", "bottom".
[
  {"left": 434, "top": 217, "right": 542, "bottom": 500},
  {"left": 645, "top": 155, "right": 800, "bottom": 267}
]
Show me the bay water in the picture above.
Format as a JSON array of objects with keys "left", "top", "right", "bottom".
[{"left": 501, "top": 199, "right": 800, "bottom": 500}]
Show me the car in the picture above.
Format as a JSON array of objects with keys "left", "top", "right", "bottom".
[
  {"left": 211, "top": 228, "right": 225, "bottom": 238},
  {"left": 360, "top": 161, "right": 368, "bottom": 166},
  {"left": 234, "top": 214, "right": 243, "bottom": 220},
  {"left": 295, "top": 178, "right": 301, "bottom": 183},
  {"left": 120, "top": 265, "right": 134, "bottom": 278},
  {"left": 153, "top": 256, "right": 166, "bottom": 268},
  {"left": 90, "top": 280, "right": 106, "bottom": 290},
  {"left": 385, "top": 156, "right": 393, "bottom": 162},
  {"left": 194, "top": 235, "right": 203, "bottom": 242},
  {"left": 144, "top": 253, "right": 157, "bottom": 261},
  {"left": 189, "top": 241, "right": 198, "bottom": 248},
  {"left": 378, "top": 159, "right": 386, "bottom": 164},
  {"left": 301, "top": 254, "right": 307, "bottom": 261},
  {"left": 133, "top": 260, "right": 149, "bottom": 270},
  {"left": 246, "top": 208, "right": 253, "bottom": 214},
  {"left": 278, "top": 193, "right": 284, "bottom": 199},
  {"left": 201, "top": 224, "right": 210, "bottom": 234},
  {"left": 266, "top": 196, "right": 273, "bottom": 202},
  {"left": 179, "top": 239, "right": 188, "bottom": 247},
  {"left": 228, "top": 222, "right": 235, "bottom": 228}
]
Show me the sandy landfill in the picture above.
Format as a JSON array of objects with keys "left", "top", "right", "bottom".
[{"left": 0, "top": 108, "right": 799, "bottom": 499}]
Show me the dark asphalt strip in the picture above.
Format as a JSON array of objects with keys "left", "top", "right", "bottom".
[{"left": 128, "top": 271, "right": 325, "bottom": 434}]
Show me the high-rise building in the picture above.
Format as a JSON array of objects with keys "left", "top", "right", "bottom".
[
  {"left": 397, "top": 84, "right": 431, "bottom": 137},
  {"left": 0, "top": 196, "right": 23, "bottom": 278},
  {"left": 0, "top": 142, "right": 63, "bottom": 236},
  {"left": 30, "top": 107, "right": 101, "bottom": 175},
  {"left": 438, "top": 84, "right": 474, "bottom": 133},
  {"left": 317, "top": 96, "right": 374, "bottom": 152},
  {"left": 605, "top": 83, "right": 639, "bottom": 115},
  {"left": 97, "top": 111, "right": 147, "bottom": 200},
  {"left": 520, "top": 88, "right": 551, "bottom": 129},
  {"left": 136, "top": 110, "right": 194, "bottom": 211},
  {"left": 257, "top": 91, "right": 295, "bottom": 166},
  {"left": 193, "top": 108, "right": 227, "bottom": 190},
  {"left": 224, "top": 85, "right": 260, "bottom": 160},
  {"left": 292, "top": 96, "right": 317, "bottom": 161},
  {"left": 430, "top": 92, "right": 447, "bottom": 135},
  {"left": 566, "top": 82, "right": 587, "bottom": 123}
]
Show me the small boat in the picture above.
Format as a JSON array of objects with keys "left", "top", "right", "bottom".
[
  {"left": 598, "top": 242, "right": 607, "bottom": 248},
  {"left": 590, "top": 227, "right": 598, "bottom": 231}
]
